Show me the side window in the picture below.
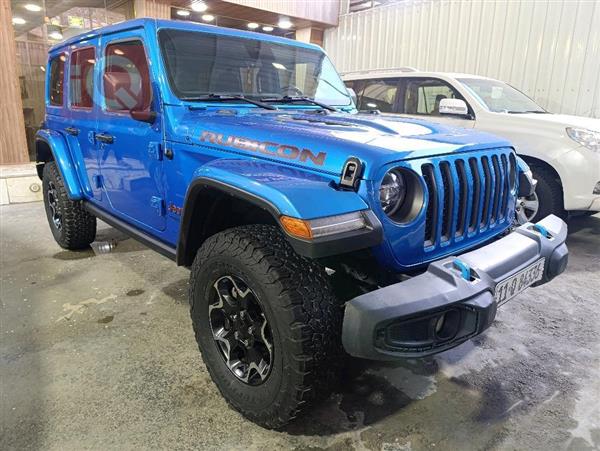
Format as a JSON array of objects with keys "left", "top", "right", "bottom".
[
  {"left": 70, "top": 48, "right": 95, "bottom": 109},
  {"left": 357, "top": 79, "right": 398, "bottom": 112},
  {"left": 403, "top": 78, "right": 461, "bottom": 115},
  {"left": 103, "top": 40, "right": 151, "bottom": 112},
  {"left": 49, "top": 54, "right": 66, "bottom": 106}
]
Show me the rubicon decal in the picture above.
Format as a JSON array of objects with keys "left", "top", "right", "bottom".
[{"left": 200, "top": 131, "right": 327, "bottom": 166}]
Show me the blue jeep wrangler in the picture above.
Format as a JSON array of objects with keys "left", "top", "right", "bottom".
[{"left": 37, "top": 19, "right": 568, "bottom": 428}]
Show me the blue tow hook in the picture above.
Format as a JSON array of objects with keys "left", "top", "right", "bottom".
[
  {"left": 453, "top": 259, "right": 472, "bottom": 280},
  {"left": 533, "top": 224, "right": 551, "bottom": 238}
]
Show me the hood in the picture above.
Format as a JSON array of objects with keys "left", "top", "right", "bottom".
[
  {"left": 514, "top": 113, "right": 600, "bottom": 131},
  {"left": 166, "top": 107, "right": 511, "bottom": 179}
]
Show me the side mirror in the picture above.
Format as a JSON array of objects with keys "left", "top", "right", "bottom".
[
  {"left": 347, "top": 87, "right": 358, "bottom": 106},
  {"left": 130, "top": 109, "right": 157, "bottom": 124},
  {"left": 439, "top": 98, "right": 469, "bottom": 116}
]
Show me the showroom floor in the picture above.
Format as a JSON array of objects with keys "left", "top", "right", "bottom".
[{"left": 1, "top": 202, "right": 599, "bottom": 450}]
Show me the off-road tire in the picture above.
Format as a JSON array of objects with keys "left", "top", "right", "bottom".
[
  {"left": 42, "top": 161, "right": 96, "bottom": 249},
  {"left": 189, "top": 224, "right": 342, "bottom": 429},
  {"left": 530, "top": 165, "right": 565, "bottom": 221}
]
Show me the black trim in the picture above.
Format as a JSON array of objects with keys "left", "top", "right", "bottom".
[
  {"left": 177, "top": 178, "right": 384, "bottom": 264},
  {"left": 177, "top": 178, "right": 280, "bottom": 266},
  {"left": 84, "top": 202, "right": 176, "bottom": 261}
]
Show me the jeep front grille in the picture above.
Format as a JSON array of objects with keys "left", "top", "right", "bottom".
[{"left": 422, "top": 151, "right": 517, "bottom": 248}]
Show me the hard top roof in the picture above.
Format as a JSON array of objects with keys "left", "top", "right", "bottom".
[{"left": 49, "top": 18, "right": 322, "bottom": 54}]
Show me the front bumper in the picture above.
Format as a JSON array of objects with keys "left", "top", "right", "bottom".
[{"left": 342, "top": 215, "right": 569, "bottom": 360}]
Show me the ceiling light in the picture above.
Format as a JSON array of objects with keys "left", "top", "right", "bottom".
[
  {"left": 176, "top": 9, "right": 190, "bottom": 17},
  {"left": 191, "top": 1, "right": 207, "bottom": 12},
  {"left": 247, "top": 22, "right": 259, "bottom": 29},
  {"left": 12, "top": 17, "right": 26, "bottom": 25},
  {"left": 201, "top": 14, "right": 214, "bottom": 22},
  {"left": 49, "top": 31, "right": 63, "bottom": 40},
  {"left": 272, "top": 62, "right": 287, "bottom": 70},
  {"left": 24, "top": 4, "right": 42, "bottom": 12},
  {"left": 278, "top": 17, "right": 293, "bottom": 29},
  {"left": 40, "top": 65, "right": 45, "bottom": 72},
  {"left": 262, "top": 26, "right": 274, "bottom": 32},
  {"left": 113, "top": 48, "right": 124, "bottom": 55},
  {"left": 87, "top": 59, "right": 95, "bottom": 64}
]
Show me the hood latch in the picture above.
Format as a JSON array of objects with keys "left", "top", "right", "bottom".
[{"left": 339, "top": 157, "right": 363, "bottom": 191}]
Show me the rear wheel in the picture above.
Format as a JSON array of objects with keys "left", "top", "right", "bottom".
[
  {"left": 42, "top": 162, "right": 96, "bottom": 249},
  {"left": 189, "top": 224, "right": 342, "bottom": 428}
]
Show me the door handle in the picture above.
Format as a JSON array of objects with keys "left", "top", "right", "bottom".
[
  {"left": 65, "top": 127, "right": 79, "bottom": 136},
  {"left": 95, "top": 133, "right": 114, "bottom": 144}
]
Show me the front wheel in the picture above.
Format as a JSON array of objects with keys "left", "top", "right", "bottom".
[
  {"left": 189, "top": 225, "right": 342, "bottom": 428},
  {"left": 527, "top": 166, "right": 566, "bottom": 222}
]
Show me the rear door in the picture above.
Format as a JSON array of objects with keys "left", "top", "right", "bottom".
[
  {"left": 354, "top": 78, "right": 401, "bottom": 113},
  {"left": 96, "top": 33, "right": 165, "bottom": 231},
  {"left": 66, "top": 42, "right": 101, "bottom": 200}
]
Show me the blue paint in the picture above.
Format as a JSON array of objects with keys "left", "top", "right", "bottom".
[
  {"left": 533, "top": 224, "right": 550, "bottom": 238},
  {"left": 38, "top": 18, "right": 521, "bottom": 271},
  {"left": 453, "top": 259, "right": 472, "bottom": 280}
]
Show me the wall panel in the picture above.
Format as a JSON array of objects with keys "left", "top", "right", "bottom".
[
  {"left": 0, "top": 1, "right": 29, "bottom": 164},
  {"left": 324, "top": 0, "right": 600, "bottom": 118}
]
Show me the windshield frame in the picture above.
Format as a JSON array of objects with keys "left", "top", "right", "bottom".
[
  {"left": 157, "top": 28, "right": 352, "bottom": 108},
  {"left": 457, "top": 77, "right": 546, "bottom": 114}
]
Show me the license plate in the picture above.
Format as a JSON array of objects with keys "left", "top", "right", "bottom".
[{"left": 494, "top": 258, "right": 545, "bottom": 306}]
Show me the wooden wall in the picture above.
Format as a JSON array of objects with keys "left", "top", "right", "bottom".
[
  {"left": 221, "top": 0, "right": 340, "bottom": 26},
  {"left": 0, "top": 1, "right": 29, "bottom": 164},
  {"left": 134, "top": 0, "right": 171, "bottom": 19}
]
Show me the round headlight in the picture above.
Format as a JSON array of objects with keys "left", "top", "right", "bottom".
[
  {"left": 380, "top": 170, "right": 406, "bottom": 215},
  {"left": 378, "top": 167, "right": 425, "bottom": 223}
]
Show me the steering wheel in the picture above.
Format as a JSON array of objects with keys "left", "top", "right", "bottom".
[{"left": 280, "top": 86, "right": 304, "bottom": 96}]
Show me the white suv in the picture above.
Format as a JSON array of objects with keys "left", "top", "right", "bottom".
[{"left": 343, "top": 69, "right": 600, "bottom": 222}]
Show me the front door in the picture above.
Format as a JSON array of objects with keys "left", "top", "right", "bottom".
[{"left": 96, "top": 35, "right": 165, "bottom": 231}]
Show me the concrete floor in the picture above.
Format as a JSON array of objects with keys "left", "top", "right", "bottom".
[{"left": 1, "top": 202, "right": 599, "bottom": 451}]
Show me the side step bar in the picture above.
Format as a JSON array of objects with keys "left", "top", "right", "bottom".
[{"left": 84, "top": 202, "right": 176, "bottom": 261}]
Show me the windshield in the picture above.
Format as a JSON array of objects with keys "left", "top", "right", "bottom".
[
  {"left": 458, "top": 78, "right": 546, "bottom": 113},
  {"left": 158, "top": 29, "right": 351, "bottom": 107}
]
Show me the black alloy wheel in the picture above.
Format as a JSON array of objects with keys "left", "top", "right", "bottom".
[{"left": 208, "top": 275, "right": 273, "bottom": 385}]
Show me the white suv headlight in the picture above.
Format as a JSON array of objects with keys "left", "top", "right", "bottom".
[{"left": 566, "top": 127, "right": 600, "bottom": 152}]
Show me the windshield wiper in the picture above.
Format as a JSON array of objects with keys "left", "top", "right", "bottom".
[
  {"left": 261, "top": 96, "right": 337, "bottom": 112},
  {"left": 182, "top": 94, "right": 278, "bottom": 110}
]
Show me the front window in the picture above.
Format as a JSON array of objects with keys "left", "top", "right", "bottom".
[
  {"left": 103, "top": 40, "right": 152, "bottom": 112},
  {"left": 158, "top": 29, "right": 352, "bottom": 107},
  {"left": 458, "top": 78, "right": 546, "bottom": 114},
  {"left": 403, "top": 79, "right": 462, "bottom": 115}
]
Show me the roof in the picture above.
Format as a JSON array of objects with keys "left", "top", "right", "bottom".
[
  {"left": 341, "top": 68, "right": 497, "bottom": 81},
  {"left": 50, "top": 18, "right": 322, "bottom": 53}
]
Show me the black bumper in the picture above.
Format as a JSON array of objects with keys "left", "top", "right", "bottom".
[{"left": 342, "top": 215, "right": 569, "bottom": 360}]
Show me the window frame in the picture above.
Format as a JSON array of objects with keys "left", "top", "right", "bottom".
[
  {"left": 48, "top": 53, "right": 67, "bottom": 108},
  {"left": 68, "top": 46, "right": 96, "bottom": 112},
  {"left": 100, "top": 37, "right": 153, "bottom": 117}
]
